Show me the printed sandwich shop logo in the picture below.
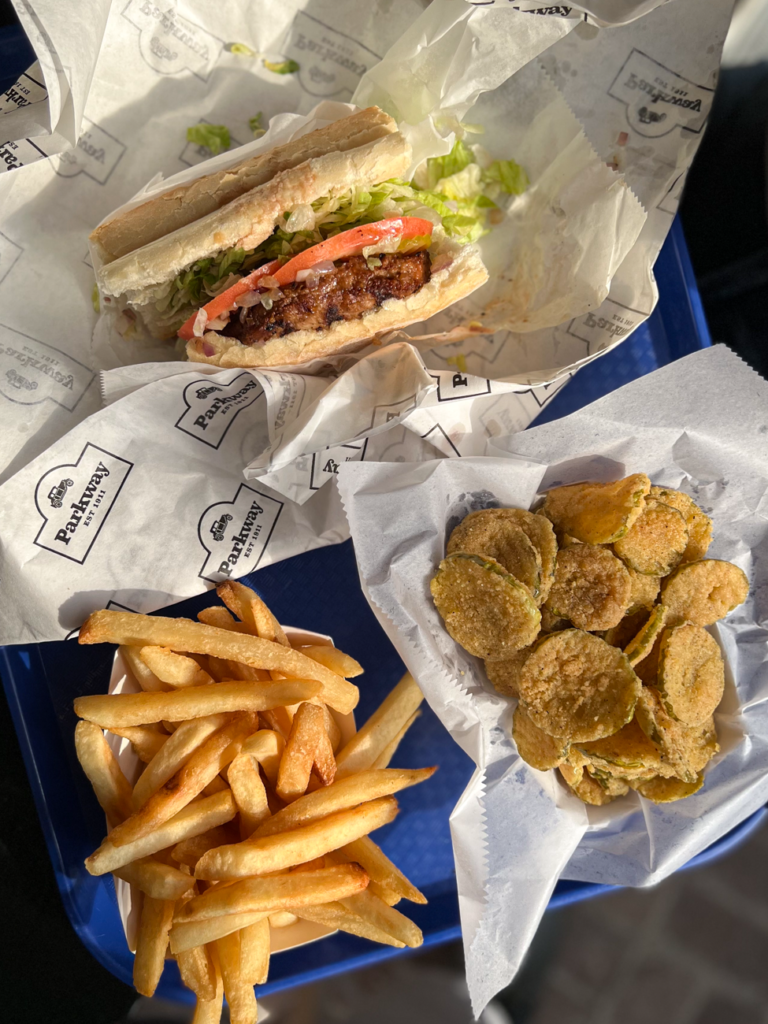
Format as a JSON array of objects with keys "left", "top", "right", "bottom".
[
  {"left": 609, "top": 50, "right": 713, "bottom": 138},
  {"left": 54, "top": 119, "right": 126, "bottom": 185},
  {"left": 34, "top": 443, "right": 133, "bottom": 564},
  {"left": 197, "top": 483, "right": 283, "bottom": 583},
  {"left": 175, "top": 372, "right": 264, "bottom": 448},
  {"left": 123, "top": 0, "right": 223, "bottom": 80},
  {"left": 286, "top": 11, "right": 381, "bottom": 100}
]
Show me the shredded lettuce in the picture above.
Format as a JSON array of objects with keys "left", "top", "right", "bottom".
[
  {"left": 152, "top": 141, "right": 527, "bottom": 331},
  {"left": 484, "top": 158, "right": 529, "bottom": 196},
  {"left": 249, "top": 113, "right": 265, "bottom": 138},
  {"left": 186, "top": 124, "right": 231, "bottom": 156},
  {"left": 263, "top": 58, "right": 299, "bottom": 74},
  {"left": 228, "top": 42, "right": 256, "bottom": 56},
  {"left": 91, "top": 282, "right": 100, "bottom": 313},
  {"left": 422, "top": 139, "right": 475, "bottom": 190}
]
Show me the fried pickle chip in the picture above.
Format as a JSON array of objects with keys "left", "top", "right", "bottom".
[
  {"left": 661, "top": 560, "right": 749, "bottom": 627},
  {"left": 631, "top": 773, "right": 704, "bottom": 803},
  {"left": 603, "top": 610, "right": 650, "bottom": 651},
  {"left": 431, "top": 553, "right": 540, "bottom": 660},
  {"left": 484, "top": 650, "right": 532, "bottom": 698},
  {"left": 578, "top": 719, "right": 675, "bottom": 781},
  {"left": 541, "top": 474, "right": 650, "bottom": 545},
  {"left": 624, "top": 605, "right": 668, "bottom": 668},
  {"left": 650, "top": 486, "right": 713, "bottom": 563},
  {"left": 448, "top": 508, "right": 557, "bottom": 604},
  {"left": 518, "top": 630, "right": 641, "bottom": 742},
  {"left": 634, "top": 688, "right": 719, "bottom": 783},
  {"left": 613, "top": 499, "right": 688, "bottom": 576},
  {"left": 657, "top": 623, "right": 724, "bottom": 726},
  {"left": 559, "top": 763, "right": 627, "bottom": 805},
  {"left": 540, "top": 607, "right": 570, "bottom": 634},
  {"left": 545, "top": 545, "right": 631, "bottom": 631},
  {"left": 626, "top": 569, "right": 661, "bottom": 616},
  {"left": 512, "top": 704, "right": 569, "bottom": 770}
]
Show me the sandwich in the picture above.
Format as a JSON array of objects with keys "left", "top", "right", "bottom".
[{"left": 90, "top": 107, "right": 490, "bottom": 368}]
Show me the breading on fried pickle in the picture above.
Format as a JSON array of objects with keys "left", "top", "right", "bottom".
[
  {"left": 650, "top": 486, "right": 713, "bottom": 563},
  {"left": 545, "top": 545, "right": 631, "bottom": 631},
  {"left": 518, "top": 630, "right": 641, "bottom": 743},
  {"left": 630, "top": 773, "right": 704, "bottom": 803},
  {"left": 661, "top": 560, "right": 749, "bottom": 627},
  {"left": 624, "top": 605, "right": 668, "bottom": 668},
  {"left": 430, "top": 553, "right": 540, "bottom": 660},
  {"left": 512, "top": 704, "right": 569, "bottom": 771},
  {"left": 657, "top": 623, "right": 724, "bottom": 726},
  {"left": 613, "top": 499, "right": 688, "bottom": 576},
  {"left": 484, "top": 650, "right": 532, "bottom": 698},
  {"left": 634, "top": 688, "right": 719, "bottom": 783},
  {"left": 541, "top": 474, "right": 650, "bottom": 545}
]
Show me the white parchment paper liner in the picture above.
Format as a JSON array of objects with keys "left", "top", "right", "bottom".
[{"left": 335, "top": 345, "right": 768, "bottom": 1015}]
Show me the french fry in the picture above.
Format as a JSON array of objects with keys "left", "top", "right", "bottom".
[
  {"left": 86, "top": 791, "right": 237, "bottom": 876},
  {"left": 79, "top": 611, "right": 357, "bottom": 711},
  {"left": 294, "top": 645, "right": 364, "bottom": 679},
  {"left": 133, "top": 895, "right": 175, "bottom": 996},
  {"left": 178, "top": 864, "right": 369, "bottom": 922},
  {"left": 228, "top": 753, "right": 270, "bottom": 838},
  {"left": 371, "top": 710, "right": 421, "bottom": 770},
  {"left": 172, "top": 826, "right": 235, "bottom": 868},
  {"left": 191, "top": 945, "right": 223, "bottom": 1024},
  {"left": 74, "top": 679, "right": 320, "bottom": 727},
  {"left": 218, "top": 581, "right": 289, "bottom": 646},
  {"left": 240, "top": 730, "right": 284, "bottom": 786},
  {"left": 196, "top": 796, "right": 398, "bottom": 880},
  {"left": 140, "top": 646, "right": 214, "bottom": 688},
  {"left": 294, "top": 902, "right": 405, "bottom": 947},
  {"left": 259, "top": 707, "right": 294, "bottom": 741},
  {"left": 170, "top": 911, "right": 270, "bottom": 955},
  {"left": 109, "top": 712, "right": 259, "bottom": 847},
  {"left": 74, "top": 720, "right": 133, "bottom": 826},
  {"left": 176, "top": 942, "right": 217, "bottom": 1002},
  {"left": 321, "top": 704, "right": 342, "bottom": 754},
  {"left": 108, "top": 724, "right": 168, "bottom": 763},
  {"left": 112, "top": 857, "right": 194, "bottom": 900},
  {"left": 205, "top": 655, "right": 234, "bottom": 681},
  {"left": 268, "top": 911, "right": 298, "bottom": 928},
  {"left": 133, "top": 714, "right": 231, "bottom": 809},
  {"left": 226, "top": 659, "right": 271, "bottom": 682},
  {"left": 197, "top": 606, "right": 249, "bottom": 633},
  {"left": 252, "top": 767, "right": 436, "bottom": 839},
  {"left": 240, "top": 918, "right": 270, "bottom": 986},
  {"left": 121, "top": 644, "right": 169, "bottom": 692},
  {"left": 202, "top": 775, "right": 230, "bottom": 796},
  {"left": 277, "top": 702, "right": 336, "bottom": 803},
  {"left": 216, "top": 930, "right": 257, "bottom": 1024},
  {"left": 339, "top": 889, "right": 423, "bottom": 948},
  {"left": 342, "top": 835, "right": 426, "bottom": 905},
  {"left": 335, "top": 673, "right": 423, "bottom": 778}
]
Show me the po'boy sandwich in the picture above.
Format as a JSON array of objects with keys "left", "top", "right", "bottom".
[{"left": 90, "top": 107, "right": 489, "bottom": 368}]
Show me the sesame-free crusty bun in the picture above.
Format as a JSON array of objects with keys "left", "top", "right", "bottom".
[
  {"left": 96, "top": 127, "right": 412, "bottom": 302},
  {"left": 185, "top": 242, "right": 489, "bottom": 368},
  {"left": 90, "top": 107, "right": 398, "bottom": 265}
]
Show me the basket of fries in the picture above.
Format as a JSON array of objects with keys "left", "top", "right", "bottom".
[{"left": 72, "top": 579, "right": 436, "bottom": 1022}]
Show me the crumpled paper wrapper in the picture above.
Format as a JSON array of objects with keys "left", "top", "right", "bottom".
[
  {"left": 0, "top": 0, "right": 732, "bottom": 492},
  {"left": 334, "top": 345, "right": 768, "bottom": 1016}
]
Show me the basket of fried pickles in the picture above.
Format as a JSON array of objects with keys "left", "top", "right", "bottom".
[{"left": 430, "top": 474, "right": 748, "bottom": 806}]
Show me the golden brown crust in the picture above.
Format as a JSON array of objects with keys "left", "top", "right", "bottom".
[{"left": 90, "top": 107, "right": 397, "bottom": 264}]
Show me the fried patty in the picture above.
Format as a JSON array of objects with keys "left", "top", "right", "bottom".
[{"left": 223, "top": 251, "right": 431, "bottom": 346}]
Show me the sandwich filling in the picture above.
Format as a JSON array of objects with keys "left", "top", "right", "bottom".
[{"left": 139, "top": 141, "right": 527, "bottom": 347}]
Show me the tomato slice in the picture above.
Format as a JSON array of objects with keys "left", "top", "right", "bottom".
[
  {"left": 177, "top": 217, "right": 433, "bottom": 340},
  {"left": 271, "top": 216, "right": 433, "bottom": 286},
  {"left": 177, "top": 259, "right": 281, "bottom": 341}
]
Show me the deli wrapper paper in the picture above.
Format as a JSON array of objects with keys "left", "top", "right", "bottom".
[
  {"left": 0, "top": 0, "right": 733, "bottom": 496},
  {"left": 335, "top": 345, "right": 768, "bottom": 1016}
]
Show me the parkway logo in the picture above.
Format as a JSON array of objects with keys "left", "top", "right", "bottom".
[
  {"left": 175, "top": 372, "right": 264, "bottom": 449},
  {"left": 33, "top": 443, "right": 133, "bottom": 564},
  {"left": 608, "top": 50, "right": 713, "bottom": 139},
  {"left": 197, "top": 483, "right": 283, "bottom": 583}
]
